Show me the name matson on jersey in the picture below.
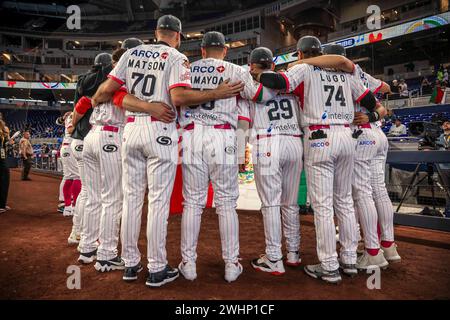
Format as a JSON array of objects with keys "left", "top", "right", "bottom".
[{"left": 127, "top": 49, "right": 167, "bottom": 71}]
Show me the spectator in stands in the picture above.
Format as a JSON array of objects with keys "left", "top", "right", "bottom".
[
  {"left": 19, "top": 131, "right": 33, "bottom": 181},
  {"left": 384, "top": 109, "right": 396, "bottom": 122},
  {"left": 437, "top": 120, "right": 450, "bottom": 217},
  {"left": 421, "top": 77, "right": 432, "bottom": 95},
  {"left": 399, "top": 79, "right": 409, "bottom": 97},
  {"left": 390, "top": 79, "right": 400, "bottom": 99},
  {"left": 0, "top": 117, "right": 12, "bottom": 213},
  {"left": 388, "top": 118, "right": 407, "bottom": 136},
  {"left": 437, "top": 65, "right": 444, "bottom": 82}
]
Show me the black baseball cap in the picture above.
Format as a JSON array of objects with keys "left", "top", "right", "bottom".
[
  {"left": 156, "top": 15, "right": 185, "bottom": 38},
  {"left": 323, "top": 44, "right": 346, "bottom": 56},
  {"left": 121, "top": 38, "right": 144, "bottom": 49},
  {"left": 292, "top": 35, "right": 322, "bottom": 57},
  {"left": 201, "top": 31, "right": 226, "bottom": 48},
  {"left": 249, "top": 47, "right": 273, "bottom": 64}
]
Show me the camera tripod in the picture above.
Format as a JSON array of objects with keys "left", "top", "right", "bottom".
[{"left": 396, "top": 162, "right": 450, "bottom": 213}]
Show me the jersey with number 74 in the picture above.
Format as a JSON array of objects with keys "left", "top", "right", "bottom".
[{"left": 281, "top": 64, "right": 369, "bottom": 127}]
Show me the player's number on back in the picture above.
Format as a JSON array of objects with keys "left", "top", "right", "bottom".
[
  {"left": 267, "top": 99, "right": 293, "bottom": 121},
  {"left": 324, "top": 85, "right": 346, "bottom": 107},
  {"left": 130, "top": 72, "right": 156, "bottom": 97}
]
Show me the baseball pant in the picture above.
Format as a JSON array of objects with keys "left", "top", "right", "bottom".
[
  {"left": 120, "top": 117, "right": 178, "bottom": 272},
  {"left": 181, "top": 125, "right": 239, "bottom": 264},
  {"left": 253, "top": 135, "right": 302, "bottom": 261},
  {"left": 352, "top": 126, "right": 380, "bottom": 250},
  {"left": 371, "top": 127, "right": 395, "bottom": 242},
  {"left": 304, "top": 126, "right": 358, "bottom": 271},
  {"left": 21, "top": 157, "right": 32, "bottom": 179},
  {"left": 71, "top": 139, "right": 86, "bottom": 236},
  {"left": 60, "top": 142, "right": 80, "bottom": 207},
  {"left": 80, "top": 127, "right": 123, "bottom": 260}
]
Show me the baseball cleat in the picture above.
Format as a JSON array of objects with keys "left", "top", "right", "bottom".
[
  {"left": 381, "top": 243, "right": 401, "bottom": 263},
  {"left": 339, "top": 261, "right": 358, "bottom": 277},
  {"left": 123, "top": 263, "right": 143, "bottom": 282},
  {"left": 57, "top": 202, "right": 65, "bottom": 213},
  {"left": 304, "top": 264, "right": 342, "bottom": 284},
  {"left": 286, "top": 251, "right": 302, "bottom": 266},
  {"left": 178, "top": 261, "right": 197, "bottom": 281},
  {"left": 224, "top": 262, "right": 243, "bottom": 283},
  {"left": 356, "top": 250, "right": 389, "bottom": 270},
  {"left": 146, "top": 265, "right": 179, "bottom": 288},
  {"left": 251, "top": 255, "right": 285, "bottom": 275},
  {"left": 94, "top": 256, "right": 125, "bottom": 272},
  {"left": 77, "top": 250, "right": 97, "bottom": 264},
  {"left": 67, "top": 230, "right": 79, "bottom": 245},
  {"left": 63, "top": 206, "right": 73, "bottom": 217}
]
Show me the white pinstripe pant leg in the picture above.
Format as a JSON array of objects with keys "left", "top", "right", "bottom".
[
  {"left": 61, "top": 144, "right": 79, "bottom": 180},
  {"left": 352, "top": 130, "right": 379, "bottom": 250},
  {"left": 371, "top": 129, "right": 395, "bottom": 242},
  {"left": 97, "top": 129, "right": 123, "bottom": 261},
  {"left": 304, "top": 130, "right": 337, "bottom": 271},
  {"left": 59, "top": 178, "right": 65, "bottom": 202},
  {"left": 121, "top": 123, "right": 147, "bottom": 268},
  {"left": 145, "top": 122, "right": 178, "bottom": 273},
  {"left": 208, "top": 129, "right": 239, "bottom": 264},
  {"left": 253, "top": 136, "right": 283, "bottom": 261},
  {"left": 333, "top": 130, "right": 358, "bottom": 266},
  {"left": 280, "top": 137, "right": 302, "bottom": 253},
  {"left": 181, "top": 128, "right": 209, "bottom": 263},
  {"left": 70, "top": 139, "right": 87, "bottom": 236},
  {"left": 79, "top": 132, "right": 101, "bottom": 253}
]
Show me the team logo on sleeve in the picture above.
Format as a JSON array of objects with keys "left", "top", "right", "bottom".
[
  {"left": 156, "top": 136, "right": 172, "bottom": 146},
  {"left": 216, "top": 66, "right": 225, "bottom": 73},
  {"left": 62, "top": 152, "right": 70, "bottom": 157},
  {"left": 103, "top": 144, "right": 118, "bottom": 152},
  {"left": 161, "top": 52, "right": 169, "bottom": 60}
]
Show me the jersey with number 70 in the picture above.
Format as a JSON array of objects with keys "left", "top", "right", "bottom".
[
  {"left": 281, "top": 64, "right": 369, "bottom": 128},
  {"left": 108, "top": 43, "right": 192, "bottom": 117}
]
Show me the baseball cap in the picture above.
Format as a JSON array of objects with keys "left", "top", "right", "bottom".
[
  {"left": 156, "top": 14, "right": 185, "bottom": 38},
  {"left": 201, "top": 31, "right": 226, "bottom": 48},
  {"left": 292, "top": 36, "right": 322, "bottom": 57},
  {"left": 94, "top": 53, "right": 112, "bottom": 66},
  {"left": 323, "top": 44, "right": 346, "bottom": 56},
  {"left": 249, "top": 47, "right": 273, "bottom": 64},
  {"left": 121, "top": 38, "right": 144, "bottom": 49}
]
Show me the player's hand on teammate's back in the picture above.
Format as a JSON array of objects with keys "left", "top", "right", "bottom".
[
  {"left": 147, "top": 102, "right": 176, "bottom": 123},
  {"left": 353, "top": 112, "right": 369, "bottom": 125},
  {"left": 214, "top": 79, "right": 245, "bottom": 99}
]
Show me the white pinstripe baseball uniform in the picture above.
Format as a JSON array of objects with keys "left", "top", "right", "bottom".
[
  {"left": 179, "top": 58, "right": 275, "bottom": 265},
  {"left": 283, "top": 64, "right": 369, "bottom": 271},
  {"left": 78, "top": 98, "right": 126, "bottom": 260},
  {"left": 108, "top": 43, "right": 189, "bottom": 272},
  {"left": 60, "top": 115, "right": 79, "bottom": 180},
  {"left": 70, "top": 138, "right": 86, "bottom": 238},
  {"left": 352, "top": 64, "right": 394, "bottom": 248},
  {"left": 240, "top": 93, "right": 302, "bottom": 261}
]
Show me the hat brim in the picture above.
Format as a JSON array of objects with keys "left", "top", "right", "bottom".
[{"left": 292, "top": 51, "right": 299, "bottom": 57}]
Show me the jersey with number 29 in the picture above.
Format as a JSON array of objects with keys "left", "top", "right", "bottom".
[
  {"left": 108, "top": 43, "right": 191, "bottom": 117},
  {"left": 282, "top": 64, "right": 369, "bottom": 128}
]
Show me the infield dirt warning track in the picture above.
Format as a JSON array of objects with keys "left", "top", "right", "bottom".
[{"left": 0, "top": 169, "right": 449, "bottom": 300}]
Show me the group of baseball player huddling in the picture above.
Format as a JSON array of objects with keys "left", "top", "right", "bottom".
[{"left": 57, "top": 14, "right": 401, "bottom": 287}]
